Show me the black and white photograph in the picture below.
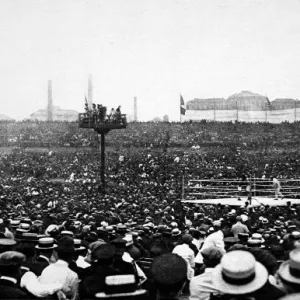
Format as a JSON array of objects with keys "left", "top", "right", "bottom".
[{"left": 0, "top": 0, "right": 300, "bottom": 299}]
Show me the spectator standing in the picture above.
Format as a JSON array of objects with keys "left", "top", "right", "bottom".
[
  {"left": 231, "top": 216, "right": 249, "bottom": 238},
  {"left": 200, "top": 222, "right": 231, "bottom": 254},
  {"left": 39, "top": 236, "right": 79, "bottom": 300},
  {"left": 172, "top": 234, "right": 195, "bottom": 281}
]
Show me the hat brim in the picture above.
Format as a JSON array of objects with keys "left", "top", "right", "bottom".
[
  {"left": 35, "top": 244, "right": 57, "bottom": 250},
  {"left": 75, "top": 246, "right": 86, "bottom": 251},
  {"left": 172, "top": 231, "right": 182, "bottom": 237},
  {"left": 212, "top": 261, "right": 268, "bottom": 295},
  {"left": 278, "top": 260, "right": 300, "bottom": 284},
  {"left": 95, "top": 289, "right": 147, "bottom": 298}
]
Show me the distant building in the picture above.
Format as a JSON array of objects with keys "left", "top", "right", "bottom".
[
  {"left": 29, "top": 106, "right": 79, "bottom": 121},
  {"left": 182, "top": 91, "right": 300, "bottom": 123}
]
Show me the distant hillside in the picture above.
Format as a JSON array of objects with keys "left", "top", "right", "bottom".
[{"left": 0, "top": 114, "right": 13, "bottom": 121}]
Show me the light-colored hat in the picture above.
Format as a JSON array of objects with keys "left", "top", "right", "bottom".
[
  {"left": 212, "top": 250, "right": 268, "bottom": 295},
  {"left": 171, "top": 228, "right": 181, "bottom": 237},
  {"left": 19, "top": 223, "right": 30, "bottom": 231},
  {"left": 61, "top": 231, "right": 74, "bottom": 237},
  {"left": 123, "top": 234, "right": 133, "bottom": 247},
  {"left": 74, "top": 239, "right": 85, "bottom": 251},
  {"left": 45, "top": 224, "right": 59, "bottom": 236},
  {"left": 213, "top": 220, "right": 221, "bottom": 227},
  {"left": 250, "top": 233, "right": 265, "bottom": 243},
  {"left": 170, "top": 222, "right": 178, "bottom": 228},
  {"left": 96, "top": 275, "right": 147, "bottom": 298},
  {"left": 291, "top": 231, "right": 300, "bottom": 240},
  {"left": 35, "top": 237, "right": 57, "bottom": 250},
  {"left": 278, "top": 248, "right": 300, "bottom": 284}
]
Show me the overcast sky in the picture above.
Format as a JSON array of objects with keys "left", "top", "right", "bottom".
[{"left": 1, "top": 0, "right": 300, "bottom": 121}]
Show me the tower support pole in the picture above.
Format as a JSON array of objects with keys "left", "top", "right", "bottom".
[{"left": 100, "top": 133, "right": 105, "bottom": 193}]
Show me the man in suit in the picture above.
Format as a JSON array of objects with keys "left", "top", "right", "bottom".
[
  {"left": 79, "top": 243, "right": 120, "bottom": 298},
  {"left": 30, "top": 237, "right": 56, "bottom": 276},
  {"left": 0, "top": 251, "right": 32, "bottom": 299}
]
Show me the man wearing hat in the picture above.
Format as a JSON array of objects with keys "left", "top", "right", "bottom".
[
  {"left": 30, "top": 237, "right": 56, "bottom": 276},
  {"left": 111, "top": 237, "right": 137, "bottom": 278},
  {"left": 39, "top": 236, "right": 79, "bottom": 300},
  {"left": 0, "top": 251, "right": 32, "bottom": 299},
  {"left": 277, "top": 248, "right": 300, "bottom": 294},
  {"left": 0, "top": 238, "right": 16, "bottom": 254},
  {"left": 211, "top": 250, "right": 269, "bottom": 299},
  {"left": 201, "top": 222, "right": 231, "bottom": 254},
  {"left": 190, "top": 247, "right": 224, "bottom": 300},
  {"left": 79, "top": 243, "right": 120, "bottom": 298}
]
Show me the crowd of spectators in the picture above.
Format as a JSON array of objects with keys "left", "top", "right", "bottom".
[
  {"left": 0, "top": 120, "right": 300, "bottom": 299},
  {"left": 1, "top": 120, "right": 300, "bottom": 149}
]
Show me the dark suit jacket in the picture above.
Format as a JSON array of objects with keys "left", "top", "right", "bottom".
[
  {"left": 28, "top": 256, "right": 50, "bottom": 276},
  {"left": 0, "top": 278, "right": 31, "bottom": 299},
  {"left": 79, "top": 265, "right": 120, "bottom": 299}
]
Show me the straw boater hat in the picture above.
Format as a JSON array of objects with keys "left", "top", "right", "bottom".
[
  {"left": 74, "top": 239, "right": 86, "bottom": 251},
  {"left": 212, "top": 250, "right": 268, "bottom": 295},
  {"left": 278, "top": 248, "right": 300, "bottom": 284},
  {"left": 95, "top": 274, "right": 147, "bottom": 298},
  {"left": 171, "top": 228, "right": 181, "bottom": 237},
  {"left": 35, "top": 237, "right": 57, "bottom": 250},
  {"left": 60, "top": 231, "right": 74, "bottom": 237}
]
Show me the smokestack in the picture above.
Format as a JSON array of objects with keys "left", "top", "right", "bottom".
[
  {"left": 134, "top": 96, "right": 138, "bottom": 121},
  {"left": 88, "top": 74, "right": 93, "bottom": 108},
  {"left": 47, "top": 80, "right": 53, "bottom": 121}
]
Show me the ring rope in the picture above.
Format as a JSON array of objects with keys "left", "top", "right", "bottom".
[
  {"left": 188, "top": 186, "right": 300, "bottom": 191},
  {"left": 188, "top": 179, "right": 300, "bottom": 182}
]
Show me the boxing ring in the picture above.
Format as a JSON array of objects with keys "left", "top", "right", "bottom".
[{"left": 181, "top": 178, "right": 300, "bottom": 207}]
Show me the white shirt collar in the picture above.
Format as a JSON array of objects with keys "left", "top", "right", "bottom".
[
  {"left": 39, "top": 255, "right": 50, "bottom": 263},
  {"left": 0, "top": 276, "right": 17, "bottom": 284}
]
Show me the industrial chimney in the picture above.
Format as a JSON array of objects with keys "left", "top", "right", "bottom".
[
  {"left": 88, "top": 74, "right": 93, "bottom": 108},
  {"left": 134, "top": 96, "right": 138, "bottom": 121},
  {"left": 47, "top": 80, "right": 53, "bottom": 121}
]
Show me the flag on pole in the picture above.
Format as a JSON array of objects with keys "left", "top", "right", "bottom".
[
  {"left": 180, "top": 94, "right": 186, "bottom": 115},
  {"left": 85, "top": 95, "right": 88, "bottom": 105}
]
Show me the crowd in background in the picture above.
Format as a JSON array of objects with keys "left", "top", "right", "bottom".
[
  {"left": 0, "top": 120, "right": 300, "bottom": 299},
  {"left": 0, "top": 120, "right": 300, "bottom": 149}
]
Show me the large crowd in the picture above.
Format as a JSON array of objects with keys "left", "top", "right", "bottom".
[
  {"left": 0, "top": 121, "right": 300, "bottom": 299},
  {"left": 1, "top": 120, "right": 300, "bottom": 149}
]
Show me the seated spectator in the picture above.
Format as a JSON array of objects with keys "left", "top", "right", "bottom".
[
  {"left": 211, "top": 250, "right": 270, "bottom": 299},
  {"left": 277, "top": 248, "right": 300, "bottom": 295},
  {"left": 190, "top": 246, "right": 224, "bottom": 300},
  {"left": 80, "top": 243, "right": 120, "bottom": 298},
  {"left": 0, "top": 251, "right": 32, "bottom": 299},
  {"left": 151, "top": 253, "right": 187, "bottom": 300}
]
